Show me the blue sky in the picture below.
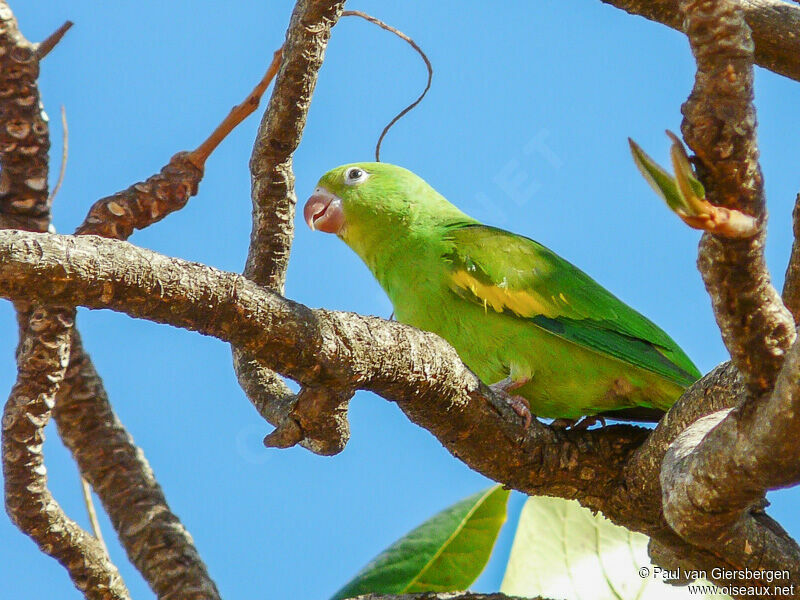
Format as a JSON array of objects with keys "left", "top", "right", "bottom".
[{"left": 2, "top": 1, "right": 799, "bottom": 598}]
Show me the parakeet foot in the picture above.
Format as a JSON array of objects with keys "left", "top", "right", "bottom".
[
  {"left": 489, "top": 377, "right": 532, "bottom": 428},
  {"left": 550, "top": 415, "right": 607, "bottom": 430}
]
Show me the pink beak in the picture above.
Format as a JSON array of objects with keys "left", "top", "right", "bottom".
[{"left": 304, "top": 187, "right": 345, "bottom": 234}]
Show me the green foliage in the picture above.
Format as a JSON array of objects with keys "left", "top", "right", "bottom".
[
  {"left": 501, "top": 496, "right": 729, "bottom": 600},
  {"left": 330, "top": 485, "right": 509, "bottom": 599},
  {"left": 628, "top": 134, "right": 707, "bottom": 217}
]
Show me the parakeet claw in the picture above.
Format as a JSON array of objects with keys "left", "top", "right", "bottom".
[
  {"left": 489, "top": 377, "right": 533, "bottom": 429},
  {"left": 550, "top": 415, "right": 607, "bottom": 430}
]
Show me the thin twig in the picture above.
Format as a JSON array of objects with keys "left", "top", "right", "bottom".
[
  {"left": 342, "top": 10, "right": 432, "bottom": 161},
  {"left": 188, "top": 47, "right": 283, "bottom": 168},
  {"left": 35, "top": 20, "right": 73, "bottom": 60},
  {"left": 77, "top": 50, "right": 284, "bottom": 239},
  {"left": 80, "top": 475, "right": 108, "bottom": 555},
  {"left": 47, "top": 105, "right": 68, "bottom": 208}
]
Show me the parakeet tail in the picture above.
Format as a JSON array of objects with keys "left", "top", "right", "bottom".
[{"left": 597, "top": 406, "right": 666, "bottom": 424}]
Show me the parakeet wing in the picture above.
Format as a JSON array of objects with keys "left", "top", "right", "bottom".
[{"left": 442, "top": 224, "right": 700, "bottom": 387}]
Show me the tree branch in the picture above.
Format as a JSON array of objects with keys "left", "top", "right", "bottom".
[
  {"left": 54, "top": 44, "right": 287, "bottom": 597},
  {"left": 783, "top": 193, "right": 800, "bottom": 322},
  {"left": 0, "top": 229, "right": 646, "bottom": 491},
  {"left": 234, "top": 0, "right": 346, "bottom": 448},
  {"left": 53, "top": 330, "right": 222, "bottom": 600},
  {"left": 0, "top": 2, "right": 52, "bottom": 232},
  {"left": 40, "top": 19, "right": 285, "bottom": 599},
  {"left": 0, "top": 5, "right": 134, "bottom": 598},
  {"left": 2, "top": 306, "right": 130, "bottom": 600},
  {"left": 34, "top": 20, "right": 73, "bottom": 60},
  {"left": 246, "top": 0, "right": 345, "bottom": 288},
  {"left": 3, "top": 229, "right": 800, "bottom": 589},
  {"left": 679, "top": 0, "right": 794, "bottom": 395},
  {"left": 636, "top": 2, "right": 800, "bottom": 586},
  {"left": 600, "top": 0, "right": 800, "bottom": 83}
]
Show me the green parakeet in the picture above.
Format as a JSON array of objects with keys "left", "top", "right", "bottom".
[{"left": 304, "top": 163, "right": 699, "bottom": 424}]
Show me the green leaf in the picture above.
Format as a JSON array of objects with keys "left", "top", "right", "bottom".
[
  {"left": 501, "top": 496, "right": 730, "bottom": 600},
  {"left": 666, "top": 131, "right": 706, "bottom": 216},
  {"left": 628, "top": 137, "right": 690, "bottom": 214},
  {"left": 330, "top": 485, "right": 510, "bottom": 600}
]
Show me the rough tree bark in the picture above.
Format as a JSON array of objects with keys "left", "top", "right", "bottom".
[{"left": 3, "top": 1, "right": 800, "bottom": 600}]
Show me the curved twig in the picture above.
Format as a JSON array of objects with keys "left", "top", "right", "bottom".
[{"left": 342, "top": 10, "right": 433, "bottom": 161}]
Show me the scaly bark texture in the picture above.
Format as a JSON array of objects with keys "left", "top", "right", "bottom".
[
  {"left": 246, "top": 0, "right": 345, "bottom": 288},
  {"left": 680, "top": 0, "right": 794, "bottom": 394},
  {"left": 50, "top": 14, "right": 286, "bottom": 599},
  {"left": 53, "top": 332, "right": 222, "bottom": 600},
  {"left": 3, "top": 306, "right": 130, "bottom": 600},
  {"left": 0, "top": 3, "right": 50, "bottom": 232},
  {"left": 600, "top": 0, "right": 800, "bottom": 83},
  {"left": 641, "top": 3, "right": 800, "bottom": 586},
  {"left": 76, "top": 152, "right": 202, "bottom": 238},
  {"left": 783, "top": 193, "right": 800, "bottom": 321},
  {"left": 234, "top": 0, "right": 346, "bottom": 441},
  {"left": 0, "top": 5, "right": 133, "bottom": 598}
]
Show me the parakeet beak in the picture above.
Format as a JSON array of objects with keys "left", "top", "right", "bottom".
[{"left": 304, "top": 187, "right": 345, "bottom": 234}]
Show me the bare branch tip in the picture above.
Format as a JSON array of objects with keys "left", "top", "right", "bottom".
[
  {"left": 188, "top": 45, "right": 284, "bottom": 167},
  {"left": 35, "top": 20, "right": 74, "bottom": 60}
]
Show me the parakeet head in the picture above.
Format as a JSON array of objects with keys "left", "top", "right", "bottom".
[{"left": 304, "top": 162, "right": 473, "bottom": 260}]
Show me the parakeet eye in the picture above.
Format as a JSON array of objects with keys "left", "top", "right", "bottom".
[{"left": 344, "top": 167, "right": 369, "bottom": 185}]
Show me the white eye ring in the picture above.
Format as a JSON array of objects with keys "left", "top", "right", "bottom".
[{"left": 344, "top": 167, "right": 369, "bottom": 186}]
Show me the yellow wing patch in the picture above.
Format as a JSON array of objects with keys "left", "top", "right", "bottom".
[{"left": 450, "top": 269, "right": 562, "bottom": 318}]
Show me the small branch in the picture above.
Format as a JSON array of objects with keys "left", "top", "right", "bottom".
[
  {"left": 80, "top": 475, "right": 108, "bottom": 554},
  {"left": 188, "top": 47, "right": 283, "bottom": 168},
  {"left": 34, "top": 20, "right": 73, "bottom": 59},
  {"left": 680, "top": 0, "right": 795, "bottom": 394},
  {"left": 2, "top": 4, "right": 224, "bottom": 596},
  {"left": 235, "top": 0, "right": 346, "bottom": 444},
  {"left": 246, "top": 0, "right": 345, "bottom": 290},
  {"left": 0, "top": 2, "right": 51, "bottom": 232},
  {"left": 0, "top": 6, "right": 132, "bottom": 598},
  {"left": 55, "top": 32, "right": 286, "bottom": 600},
  {"left": 54, "top": 330, "right": 222, "bottom": 600},
  {"left": 76, "top": 46, "right": 283, "bottom": 239},
  {"left": 2, "top": 306, "right": 130, "bottom": 600},
  {"left": 75, "top": 152, "right": 203, "bottom": 238},
  {"left": 599, "top": 0, "right": 800, "bottom": 83},
  {"left": 782, "top": 192, "right": 800, "bottom": 322}
]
